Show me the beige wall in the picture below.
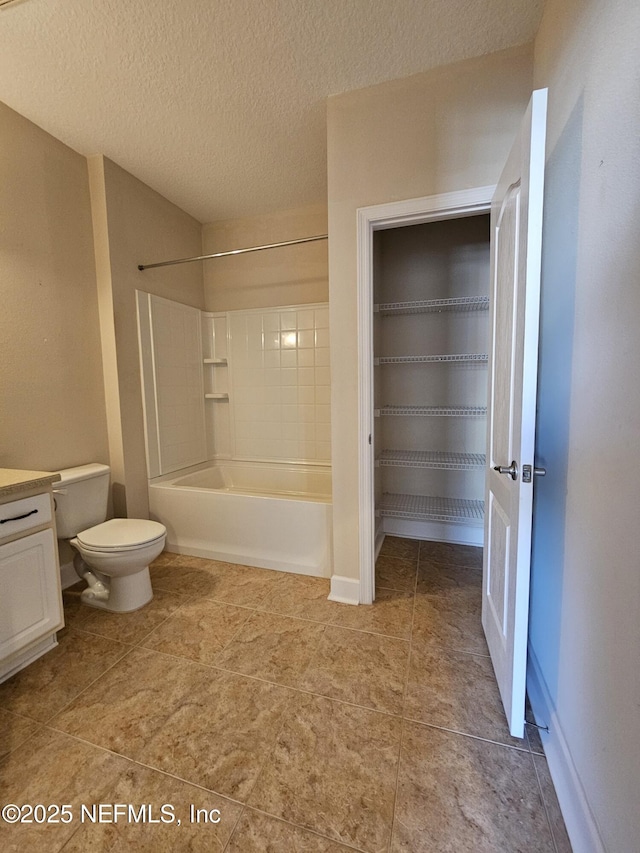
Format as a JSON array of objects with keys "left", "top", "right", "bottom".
[
  {"left": 530, "top": 1, "right": 640, "bottom": 849},
  {"left": 88, "top": 156, "right": 204, "bottom": 518},
  {"left": 203, "top": 203, "right": 328, "bottom": 311},
  {"left": 326, "top": 45, "right": 533, "bottom": 580},
  {"left": 0, "top": 102, "right": 109, "bottom": 473}
]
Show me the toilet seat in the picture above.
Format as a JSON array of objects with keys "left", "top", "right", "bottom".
[{"left": 76, "top": 518, "right": 166, "bottom": 553}]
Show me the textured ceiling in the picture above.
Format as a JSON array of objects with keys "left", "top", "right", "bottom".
[{"left": 0, "top": 0, "right": 542, "bottom": 223}]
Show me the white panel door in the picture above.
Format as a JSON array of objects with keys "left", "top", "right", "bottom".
[{"left": 483, "top": 88, "right": 547, "bottom": 738}]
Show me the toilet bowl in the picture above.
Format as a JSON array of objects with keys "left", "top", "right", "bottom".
[
  {"left": 55, "top": 463, "right": 167, "bottom": 613},
  {"left": 71, "top": 518, "right": 166, "bottom": 612}
]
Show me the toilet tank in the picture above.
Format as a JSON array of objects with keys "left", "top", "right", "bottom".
[{"left": 54, "top": 463, "right": 110, "bottom": 539}]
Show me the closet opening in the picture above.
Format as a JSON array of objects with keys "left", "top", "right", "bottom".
[
  {"left": 374, "top": 214, "right": 489, "bottom": 550},
  {"left": 356, "top": 187, "right": 494, "bottom": 605}
]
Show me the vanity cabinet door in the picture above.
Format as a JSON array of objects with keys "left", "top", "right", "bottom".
[{"left": 0, "top": 529, "right": 63, "bottom": 661}]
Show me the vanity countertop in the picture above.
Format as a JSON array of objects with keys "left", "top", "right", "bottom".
[{"left": 0, "top": 469, "right": 61, "bottom": 499}]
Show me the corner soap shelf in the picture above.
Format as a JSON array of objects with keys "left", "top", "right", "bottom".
[{"left": 203, "top": 356, "right": 228, "bottom": 400}]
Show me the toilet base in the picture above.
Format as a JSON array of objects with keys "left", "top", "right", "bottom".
[{"left": 80, "top": 567, "right": 154, "bottom": 613}]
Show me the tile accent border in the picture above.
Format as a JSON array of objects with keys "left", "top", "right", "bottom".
[
  {"left": 328, "top": 575, "right": 360, "bottom": 606},
  {"left": 527, "top": 646, "right": 605, "bottom": 853}
]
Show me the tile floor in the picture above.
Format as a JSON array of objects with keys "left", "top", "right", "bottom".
[{"left": 0, "top": 538, "right": 572, "bottom": 852}]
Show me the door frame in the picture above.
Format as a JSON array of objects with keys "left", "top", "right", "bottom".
[{"left": 356, "top": 186, "right": 495, "bottom": 605}]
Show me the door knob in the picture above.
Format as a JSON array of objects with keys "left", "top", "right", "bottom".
[{"left": 494, "top": 461, "right": 518, "bottom": 481}]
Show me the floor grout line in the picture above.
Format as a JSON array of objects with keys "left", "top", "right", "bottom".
[
  {"left": 40, "top": 681, "right": 375, "bottom": 853},
  {"left": 53, "top": 556, "right": 517, "bottom": 740},
  {"left": 137, "top": 593, "right": 257, "bottom": 657},
  {"left": 38, "top": 723, "right": 250, "bottom": 807},
  {"left": 400, "top": 716, "right": 534, "bottom": 754},
  {"left": 374, "top": 544, "right": 417, "bottom": 852},
  {"left": 530, "top": 744, "right": 562, "bottom": 853},
  {"left": 40, "top": 636, "right": 536, "bottom": 756},
  {"left": 233, "top": 687, "right": 303, "bottom": 822},
  {"left": 63, "top": 585, "right": 196, "bottom": 645},
  {"left": 386, "top": 556, "right": 418, "bottom": 853},
  {"left": 0, "top": 719, "right": 40, "bottom": 762},
  {"left": 150, "top": 580, "right": 418, "bottom": 642},
  {"left": 16, "top": 553, "right": 524, "bottom": 748},
  {"left": 38, "top": 640, "right": 136, "bottom": 726},
  {"left": 3, "top": 542, "right": 564, "bottom": 850},
  {"left": 239, "top": 805, "right": 374, "bottom": 852},
  {"left": 106, "top": 644, "right": 404, "bottom": 720},
  {"left": 220, "top": 804, "right": 247, "bottom": 853}
]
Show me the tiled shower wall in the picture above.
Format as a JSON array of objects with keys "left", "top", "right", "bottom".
[
  {"left": 226, "top": 304, "right": 331, "bottom": 463},
  {"left": 139, "top": 294, "right": 332, "bottom": 474}
]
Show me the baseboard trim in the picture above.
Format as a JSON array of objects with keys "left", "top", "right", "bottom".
[
  {"left": 328, "top": 574, "right": 360, "bottom": 605},
  {"left": 527, "top": 647, "right": 605, "bottom": 853}
]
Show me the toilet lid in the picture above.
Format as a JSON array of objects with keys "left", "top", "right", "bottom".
[{"left": 76, "top": 518, "right": 166, "bottom": 552}]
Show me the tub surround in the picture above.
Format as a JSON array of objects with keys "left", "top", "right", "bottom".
[
  {"left": 137, "top": 293, "right": 331, "bottom": 476},
  {"left": 138, "top": 294, "right": 334, "bottom": 582}
]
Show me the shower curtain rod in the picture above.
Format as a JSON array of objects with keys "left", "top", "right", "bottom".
[{"left": 137, "top": 234, "right": 328, "bottom": 271}]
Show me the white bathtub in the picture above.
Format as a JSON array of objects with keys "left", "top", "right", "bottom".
[{"left": 148, "top": 461, "right": 333, "bottom": 577}]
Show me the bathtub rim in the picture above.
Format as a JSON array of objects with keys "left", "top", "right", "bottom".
[
  {"left": 148, "top": 463, "right": 333, "bottom": 577},
  {"left": 149, "top": 459, "right": 332, "bottom": 502}
]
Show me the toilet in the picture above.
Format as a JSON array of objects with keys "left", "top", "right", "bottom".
[{"left": 55, "top": 463, "right": 166, "bottom": 612}]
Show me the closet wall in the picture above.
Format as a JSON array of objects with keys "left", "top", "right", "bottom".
[{"left": 374, "top": 215, "right": 490, "bottom": 546}]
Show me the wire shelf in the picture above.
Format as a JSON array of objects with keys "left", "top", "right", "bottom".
[
  {"left": 376, "top": 353, "right": 487, "bottom": 364},
  {"left": 379, "top": 493, "right": 484, "bottom": 523},
  {"left": 377, "top": 405, "right": 487, "bottom": 418},
  {"left": 377, "top": 450, "right": 485, "bottom": 470},
  {"left": 375, "top": 296, "right": 490, "bottom": 315}
]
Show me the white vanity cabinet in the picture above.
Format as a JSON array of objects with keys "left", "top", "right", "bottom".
[{"left": 0, "top": 471, "right": 64, "bottom": 683}]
